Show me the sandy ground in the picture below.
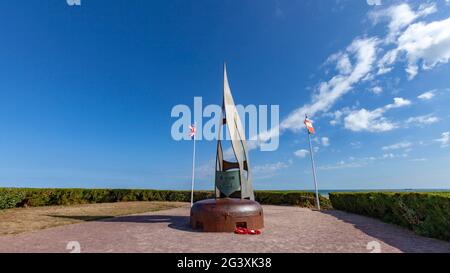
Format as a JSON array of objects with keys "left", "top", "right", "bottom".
[{"left": 0, "top": 204, "right": 448, "bottom": 253}]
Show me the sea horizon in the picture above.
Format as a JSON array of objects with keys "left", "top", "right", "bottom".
[
  {"left": 2, "top": 186, "right": 449, "bottom": 197},
  {"left": 314, "top": 188, "right": 450, "bottom": 197}
]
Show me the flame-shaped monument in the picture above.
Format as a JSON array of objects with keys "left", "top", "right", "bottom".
[{"left": 190, "top": 64, "right": 264, "bottom": 232}]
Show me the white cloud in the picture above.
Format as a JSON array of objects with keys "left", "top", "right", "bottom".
[
  {"left": 406, "top": 114, "right": 440, "bottom": 125},
  {"left": 195, "top": 157, "right": 298, "bottom": 181},
  {"left": 417, "top": 90, "right": 435, "bottom": 100},
  {"left": 252, "top": 37, "right": 378, "bottom": 152},
  {"left": 320, "top": 151, "right": 412, "bottom": 171},
  {"left": 280, "top": 38, "right": 379, "bottom": 132},
  {"left": 326, "top": 106, "right": 357, "bottom": 126},
  {"left": 371, "top": 86, "right": 383, "bottom": 94},
  {"left": 386, "top": 97, "right": 411, "bottom": 108},
  {"left": 321, "top": 137, "right": 330, "bottom": 147},
  {"left": 409, "top": 158, "right": 428, "bottom": 162},
  {"left": 381, "top": 153, "right": 408, "bottom": 159},
  {"left": 350, "top": 141, "right": 362, "bottom": 148},
  {"left": 344, "top": 97, "right": 410, "bottom": 132},
  {"left": 382, "top": 141, "right": 412, "bottom": 150},
  {"left": 251, "top": 3, "right": 450, "bottom": 150},
  {"left": 378, "top": 12, "right": 450, "bottom": 79},
  {"left": 318, "top": 160, "right": 364, "bottom": 170},
  {"left": 401, "top": 17, "right": 450, "bottom": 79},
  {"left": 434, "top": 132, "right": 450, "bottom": 147},
  {"left": 344, "top": 108, "right": 395, "bottom": 132},
  {"left": 294, "top": 149, "right": 309, "bottom": 158},
  {"left": 328, "top": 108, "right": 349, "bottom": 126},
  {"left": 335, "top": 54, "right": 353, "bottom": 74},
  {"left": 253, "top": 160, "right": 293, "bottom": 178},
  {"left": 370, "top": 3, "right": 437, "bottom": 43}
]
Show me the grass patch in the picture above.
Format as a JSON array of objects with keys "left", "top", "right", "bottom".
[{"left": 0, "top": 201, "right": 184, "bottom": 235}]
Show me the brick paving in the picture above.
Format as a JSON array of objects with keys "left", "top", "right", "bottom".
[{"left": 0, "top": 204, "right": 448, "bottom": 253}]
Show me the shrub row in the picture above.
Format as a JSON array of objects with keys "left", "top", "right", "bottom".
[
  {"left": 255, "top": 190, "right": 331, "bottom": 208},
  {"left": 0, "top": 188, "right": 330, "bottom": 210},
  {"left": 329, "top": 192, "right": 450, "bottom": 241}
]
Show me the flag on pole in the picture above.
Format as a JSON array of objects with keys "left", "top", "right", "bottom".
[
  {"left": 189, "top": 123, "right": 197, "bottom": 207},
  {"left": 304, "top": 117, "right": 315, "bottom": 134},
  {"left": 304, "top": 115, "right": 320, "bottom": 210},
  {"left": 189, "top": 124, "right": 197, "bottom": 140}
]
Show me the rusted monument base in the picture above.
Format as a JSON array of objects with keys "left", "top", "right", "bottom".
[{"left": 190, "top": 198, "right": 264, "bottom": 232}]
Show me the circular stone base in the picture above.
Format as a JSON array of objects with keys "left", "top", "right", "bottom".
[{"left": 190, "top": 198, "right": 264, "bottom": 232}]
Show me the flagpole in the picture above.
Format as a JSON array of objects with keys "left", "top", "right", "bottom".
[
  {"left": 306, "top": 117, "right": 321, "bottom": 210},
  {"left": 190, "top": 129, "right": 196, "bottom": 207}
]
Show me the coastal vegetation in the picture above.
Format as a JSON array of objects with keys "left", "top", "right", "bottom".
[
  {"left": 0, "top": 188, "right": 330, "bottom": 210},
  {"left": 329, "top": 192, "right": 450, "bottom": 241}
]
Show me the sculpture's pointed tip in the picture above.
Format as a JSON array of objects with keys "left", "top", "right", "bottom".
[{"left": 223, "top": 62, "right": 228, "bottom": 80}]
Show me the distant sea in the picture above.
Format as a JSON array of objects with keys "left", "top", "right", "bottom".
[{"left": 308, "top": 189, "right": 450, "bottom": 198}]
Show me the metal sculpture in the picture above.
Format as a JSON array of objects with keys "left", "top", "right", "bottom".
[
  {"left": 190, "top": 64, "right": 264, "bottom": 232},
  {"left": 215, "top": 63, "right": 254, "bottom": 200}
]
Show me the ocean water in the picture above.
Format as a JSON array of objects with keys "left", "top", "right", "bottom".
[{"left": 310, "top": 189, "right": 450, "bottom": 198}]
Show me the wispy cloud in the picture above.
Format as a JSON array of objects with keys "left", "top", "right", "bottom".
[
  {"left": 381, "top": 153, "right": 408, "bottom": 159},
  {"left": 434, "top": 132, "right": 450, "bottom": 148},
  {"left": 417, "top": 90, "right": 435, "bottom": 100},
  {"left": 343, "top": 97, "right": 411, "bottom": 132},
  {"left": 382, "top": 141, "right": 412, "bottom": 150},
  {"left": 375, "top": 3, "right": 450, "bottom": 79},
  {"left": 319, "top": 149, "right": 412, "bottom": 171},
  {"left": 252, "top": 2, "right": 450, "bottom": 149},
  {"left": 253, "top": 160, "right": 293, "bottom": 178},
  {"left": 405, "top": 114, "right": 440, "bottom": 126},
  {"left": 409, "top": 158, "right": 428, "bottom": 162},
  {"left": 318, "top": 160, "right": 365, "bottom": 170},
  {"left": 370, "top": 86, "right": 383, "bottom": 94},
  {"left": 370, "top": 3, "right": 436, "bottom": 44},
  {"left": 280, "top": 38, "right": 379, "bottom": 132},
  {"left": 294, "top": 149, "right": 309, "bottom": 158}
]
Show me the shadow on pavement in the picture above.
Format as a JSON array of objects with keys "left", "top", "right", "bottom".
[
  {"left": 47, "top": 214, "right": 197, "bottom": 232},
  {"left": 320, "top": 210, "right": 450, "bottom": 253}
]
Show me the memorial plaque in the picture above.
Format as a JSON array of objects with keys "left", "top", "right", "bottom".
[{"left": 215, "top": 170, "right": 241, "bottom": 197}]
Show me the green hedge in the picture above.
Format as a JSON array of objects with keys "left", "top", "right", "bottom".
[
  {"left": 255, "top": 190, "right": 331, "bottom": 208},
  {"left": 329, "top": 192, "right": 450, "bottom": 241},
  {"left": 0, "top": 188, "right": 330, "bottom": 210}
]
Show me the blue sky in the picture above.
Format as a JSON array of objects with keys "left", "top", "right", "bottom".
[{"left": 0, "top": 0, "right": 449, "bottom": 190}]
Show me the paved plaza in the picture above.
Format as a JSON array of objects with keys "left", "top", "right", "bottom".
[{"left": 0, "top": 204, "right": 448, "bottom": 253}]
